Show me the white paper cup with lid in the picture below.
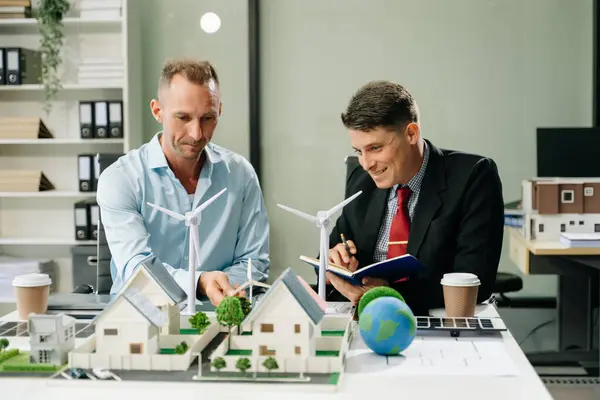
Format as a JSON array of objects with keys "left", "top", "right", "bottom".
[{"left": 12, "top": 273, "right": 52, "bottom": 320}]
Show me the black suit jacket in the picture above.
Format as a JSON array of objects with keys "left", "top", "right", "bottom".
[{"left": 325, "top": 139, "right": 504, "bottom": 316}]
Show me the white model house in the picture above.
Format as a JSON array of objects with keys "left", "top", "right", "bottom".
[
  {"left": 29, "top": 313, "right": 76, "bottom": 366},
  {"left": 520, "top": 178, "right": 600, "bottom": 241},
  {"left": 240, "top": 267, "right": 325, "bottom": 357},
  {"left": 116, "top": 257, "right": 187, "bottom": 335},
  {"left": 92, "top": 288, "right": 167, "bottom": 356}
]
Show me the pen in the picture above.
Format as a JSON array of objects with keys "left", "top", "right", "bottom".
[
  {"left": 388, "top": 241, "right": 408, "bottom": 245},
  {"left": 341, "top": 233, "right": 351, "bottom": 253}
]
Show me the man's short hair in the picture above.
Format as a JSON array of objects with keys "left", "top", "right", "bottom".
[
  {"left": 158, "top": 58, "right": 220, "bottom": 90},
  {"left": 341, "top": 80, "right": 419, "bottom": 132}
]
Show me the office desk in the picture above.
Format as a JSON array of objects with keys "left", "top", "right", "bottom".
[
  {"left": 507, "top": 226, "right": 600, "bottom": 369},
  {"left": 0, "top": 304, "right": 552, "bottom": 400}
]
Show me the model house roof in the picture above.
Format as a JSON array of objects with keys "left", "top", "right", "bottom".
[
  {"left": 245, "top": 267, "right": 325, "bottom": 325},
  {"left": 29, "top": 313, "right": 76, "bottom": 332},
  {"left": 138, "top": 256, "right": 187, "bottom": 305},
  {"left": 93, "top": 288, "right": 168, "bottom": 328}
]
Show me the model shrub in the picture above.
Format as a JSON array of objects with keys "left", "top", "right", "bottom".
[{"left": 357, "top": 286, "right": 405, "bottom": 317}]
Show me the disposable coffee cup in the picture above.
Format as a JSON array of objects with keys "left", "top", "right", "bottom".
[
  {"left": 441, "top": 273, "right": 480, "bottom": 317},
  {"left": 12, "top": 273, "right": 52, "bottom": 320}
]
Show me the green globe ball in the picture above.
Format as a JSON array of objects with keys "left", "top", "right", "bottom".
[{"left": 358, "top": 286, "right": 405, "bottom": 317}]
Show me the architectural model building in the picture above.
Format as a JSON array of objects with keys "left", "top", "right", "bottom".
[
  {"left": 92, "top": 288, "right": 168, "bottom": 356},
  {"left": 520, "top": 177, "right": 600, "bottom": 241},
  {"left": 115, "top": 257, "right": 187, "bottom": 335},
  {"left": 29, "top": 313, "right": 76, "bottom": 366},
  {"left": 209, "top": 267, "right": 352, "bottom": 375}
]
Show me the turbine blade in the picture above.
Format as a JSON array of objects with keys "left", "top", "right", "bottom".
[
  {"left": 277, "top": 204, "right": 318, "bottom": 223},
  {"left": 146, "top": 202, "right": 185, "bottom": 221},
  {"left": 247, "top": 258, "right": 252, "bottom": 281},
  {"left": 193, "top": 188, "right": 227, "bottom": 217},
  {"left": 325, "top": 190, "right": 362, "bottom": 218},
  {"left": 253, "top": 282, "right": 271, "bottom": 289},
  {"left": 231, "top": 282, "right": 250, "bottom": 296}
]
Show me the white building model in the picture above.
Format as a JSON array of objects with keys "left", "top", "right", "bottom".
[
  {"left": 209, "top": 267, "right": 352, "bottom": 375},
  {"left": 520, "top": 177, "right": 600, "bottom": 241},
  {"left": 29, "top": 313, "right": 76, "bottom": 366}
]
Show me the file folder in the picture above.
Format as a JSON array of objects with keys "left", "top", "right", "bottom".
[
  {"left": 88, "top": 200, "right": 99, "bottom": 240},
  {"left": 94, "top": 101, "right": 108, "bottom": 138},
  {"left": 108, "top": 101, "right": 123, "bottom": 138},
  {"left": 74, "top": 200, "right": 90, "bottom": 241},
  {"left": 77, "top": 154, "right": 94, "bottom": 192},
  {"left": 79, "top": 102, "right": 94, "bottom": 139},
  {"left": 93, "top": 154, "right": 100, "bottom": 191},
  {"left": 0, "top": 48, "right": 5, "bottom": 85},
  {"left": 5, "top": 47, "right": 42, "bottom": 85}
]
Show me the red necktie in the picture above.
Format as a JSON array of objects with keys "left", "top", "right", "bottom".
[{"left": 387, "top": 186, "right": 411, "bottom": 260}]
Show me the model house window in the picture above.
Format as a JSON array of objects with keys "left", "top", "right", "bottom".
[
  {"left": 295, "top": 346, "right": 301, "bottom": 355},
  {"left": 39, "top": 350, "right": 49, "bottom": 363},
  {"left": 561, "top": 190, "right": 574, "bottom": 203},
  {"left": 259, "top": 345, "right": 275, "bottom": 356},
  {"left": 584, "top": 187, "right": 594, "bottom": 196},
  {"left": 570, "top": 221, "right": 575, "bottom": 225},
  {"left": 129, "top": 343, "right": 142, "bottom": 354},
  {"left": 595, "top": 224, "right": 600, "bottom": 233},
  {"left": 104, "top": 328, "right": 118, "bottom": 336},
  {"left": 260, "top": 323, "right": 274, "bottom": 333},
  {"left": 295, "top": 324, "right": 301, "bottom": 333},
  {"left": 560, "top": 224, "right": 566, "bottom": 232},
  {"left": 579, "top": 221, "right": 585, "bottom": 225},
  {"left": 538, "top": 224, "right": 544, "bottom": 233}
]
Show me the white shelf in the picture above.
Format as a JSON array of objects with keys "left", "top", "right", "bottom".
[
  {"left": 0, "top": 191, "right": 96, "bottom": 198},
  {"left": 0, "top": 83, "right": 123, "bottom": 91},
  {"left": 0, "top": 238, "right": 96, "bottom": 245},
  {"left": 0, "top": 138, "right": 123, "bottom": 144},
  {"left": 0, "top": 17, "right": 122, "bottom": 33}
]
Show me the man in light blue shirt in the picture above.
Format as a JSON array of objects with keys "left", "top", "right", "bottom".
[{"left": 96, "top": 59, "right": 269, "bottom": 306}]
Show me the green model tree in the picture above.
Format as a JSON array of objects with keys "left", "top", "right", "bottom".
[
  {"left": 236, "top": 357, "right": 251, "bottom": 375},
  {"left": 216, "top": 296, "right": 245, "bottom": 347},
  {"left": 211, "top": 357, "right": 226, "bottom": 374},
  {"left": 188, "top": 311, "right": 211, "bottom": 333},
  {"left": 239, "top": 297, "right": 252, "bottom": 317},
  {"left": 0, "top": 338, "right": 8, "bottom": 352},
  {"left": 262, "top": 356, "right": 279, "bottom": 376},
  {"left": 175, "top": 341, "right": 188, "bottom": 354},
  {"left": 357, "top": 286, "right": 405, "bottom": 317}
]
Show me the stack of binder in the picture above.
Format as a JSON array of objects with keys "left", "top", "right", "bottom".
[
  {"left": 74, "top": 199, "right": 99, "bottom": 241},
  {"left": 0, "top": 0, "right": 32, "bottom": 19},
  {"left": 0, "top": 256, "right": 55, "bottom": 302},
  {"left": 0, "top": 170, "right": 55, "bottom": 192},
  {"left": 79, "top": 101, "right": 123, "bottom": 139},
  {"left": 0, "top": 117, "right": 53, "bottom": 139},
  {"left": 0, "top": 47, "right": 42, "bottom": 85}
]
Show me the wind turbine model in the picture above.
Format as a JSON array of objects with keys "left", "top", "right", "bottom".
[
  {"left": 276, "top": 190, "right": 362, "bottom": 300},
  {"left": 230, "top": 258, "right": 271, "bottom": 306},
  {"left": 147, "top": 188, "right": 227, "bottom": 315}
]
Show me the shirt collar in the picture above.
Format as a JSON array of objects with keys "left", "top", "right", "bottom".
[
  {"left": 389, "top": 140, "right": 430, "bottom": 199},
  {"left": 147, "top": 132, "right": 222, "bottom": 170}
]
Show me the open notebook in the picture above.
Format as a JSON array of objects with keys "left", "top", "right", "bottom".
[{"left": 299, "top": 254, "right": 426, "bottom": 286}]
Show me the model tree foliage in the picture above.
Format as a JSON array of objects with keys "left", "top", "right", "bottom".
[
  {"left": 236, "top": 357, "right": 251, "bottom": 375},
  {"left": 175, "top": 341, "right": 188, "bottom": 354},
  {"left": 0, "top": 338, "right": 8, "bottom": 352},
  {"left": 211, "top": 357, "right": 226, "bottom": 373},
  {"left": 189, "top": 311, "right": 211, "bottom": 333},
  {"left": 239, "top": 297, "right": 251, "bottom": 317},
  {"left": 216, "top": 296, "right": 245, "bottom": 346},
  {"left": 262, "top": 356, "right": 278, "bottom": 376}
]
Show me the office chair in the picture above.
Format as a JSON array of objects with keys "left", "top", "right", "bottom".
[{"left": 343, "top": 155, "right": 527, "bottom": 306}]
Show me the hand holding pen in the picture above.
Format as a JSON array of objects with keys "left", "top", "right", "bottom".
[{"left": 328, "top": 233, "right": 359, "bottom": 271}]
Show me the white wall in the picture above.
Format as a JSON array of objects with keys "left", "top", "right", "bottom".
[
  {"left": 260, "top": 0, "right": 593, "bottom": 297},
  {"left": 139, "top": 0, "right": 250, "bottom": 160}
]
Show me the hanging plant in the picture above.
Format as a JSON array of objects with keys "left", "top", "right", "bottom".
[{"left": 36, "top": 0, "right": 71, "bottom": 114}]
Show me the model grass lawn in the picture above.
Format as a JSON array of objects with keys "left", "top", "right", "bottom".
[{"left": 0, "top": 350, "right": 61, "bottom": 372}]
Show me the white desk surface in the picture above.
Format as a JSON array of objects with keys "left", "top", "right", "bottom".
[{"left": 0, "top": 304, "right": 552, "bottom": 400}]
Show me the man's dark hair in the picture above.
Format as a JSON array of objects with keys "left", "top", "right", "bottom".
[
  {"left": 158, "top": 58, "right": 219, "bottom": 91},
  {"left": 341, "top": 80, "right": 419, "bottom": 132}
]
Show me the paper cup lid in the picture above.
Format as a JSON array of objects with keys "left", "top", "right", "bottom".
[
  {"left": 12, "top": 273, "right": 52, "bottom": 288},
  {"left": 440, "top": 272, "right": 480, "bottom": 287}
]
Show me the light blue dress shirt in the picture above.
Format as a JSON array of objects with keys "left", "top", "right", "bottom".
[{"left": 96, "top": 133, "right": 270, "bottom": 296}]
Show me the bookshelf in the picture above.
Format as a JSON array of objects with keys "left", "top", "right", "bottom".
[{"left": 0, "top": 0, "right": 143, "bottom": 293}]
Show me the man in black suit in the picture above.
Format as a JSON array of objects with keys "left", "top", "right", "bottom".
[{"left": 325, "top": 81, "right": 504, "bottom": 316}]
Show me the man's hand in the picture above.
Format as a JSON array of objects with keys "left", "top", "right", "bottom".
[
  {"left": 328, "top": 240, "right": 359, "bottom": 283},
  {"left": 197, "top": 271, "right": 245, "bottom": 306},
  {"left": 326, "top": 272, "right": 388, "bottom": 305}
]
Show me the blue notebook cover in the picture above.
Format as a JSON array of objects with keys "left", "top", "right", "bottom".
[{"left": 299, "top": 254, "right": 426, "bottom": 286}]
